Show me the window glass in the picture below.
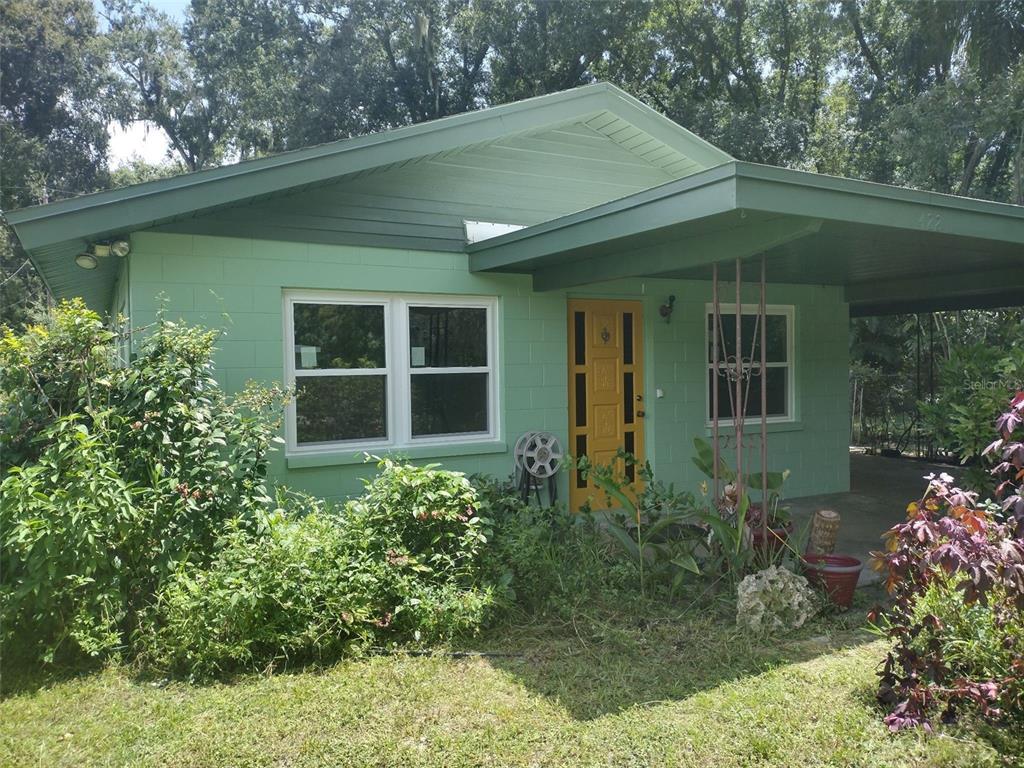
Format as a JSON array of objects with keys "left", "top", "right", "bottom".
[
  {"left": 707, "top": 313, "right": 787, "bottom": 363},
  {"left": 288, "top": 295, "right": 495, "bottom": 450},
  {"left": 708, "top": 367, "right": 787, "bottom": 420},
  {"left": 408, "top": 306, "right": 487, "bottom": 368},
  {"left": 411, "top": 372, "right": 489, "bottom": 436},
  {"left": 295, "top": 376, "right": 387, "bottom": 443},
  {"left": 293, "top": 303, "right": 386, "bottom": 370}
]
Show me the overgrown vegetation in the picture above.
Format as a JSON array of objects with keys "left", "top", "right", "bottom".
[
  {"left": 150, "top": 463, "right": 497, "bottom": 678},
  {"left": 0, "top": 305, "right": 499, "bottom": 674},
  {"left": 871, "top": 392, "right": 1024, "bottom": 731},
  {"left": 1, "top": 301, "right": 282, "bottom": 662}
]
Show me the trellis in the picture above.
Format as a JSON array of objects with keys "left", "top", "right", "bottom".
[{"left": 709, "top": 255, "right": 770, "bottom": 543}]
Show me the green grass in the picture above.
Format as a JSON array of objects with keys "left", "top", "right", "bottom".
[{"left": 2, "top": 595, "right": 1020, "bottom": 768}]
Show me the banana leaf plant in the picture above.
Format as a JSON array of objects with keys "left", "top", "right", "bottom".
[
  {"left": 691, "top": 437, "right": 791, "bottom": 527},
  {"left": 576, "top": 450, "right": 703, "bottom": 598}
]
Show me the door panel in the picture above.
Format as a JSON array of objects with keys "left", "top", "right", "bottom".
[{"left": 568, "top": 299, "right": 645, "bottom": 511}]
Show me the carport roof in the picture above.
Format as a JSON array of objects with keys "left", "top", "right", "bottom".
[{"left": 468, "top": 161, "right": 1024, "bottom": 316}]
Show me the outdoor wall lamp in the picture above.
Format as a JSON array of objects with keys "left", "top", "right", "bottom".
[{"left": 659, "top": 294, "right": 676, "bottom": 323}]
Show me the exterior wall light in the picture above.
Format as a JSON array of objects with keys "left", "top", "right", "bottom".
[
  {"left": 75, "top": 252, "right": 99, "bottom": 270},
  {"left": 110, "top": 239, "right": 131, "bottom": 258},
  {"left": 659, "top": 294, "right": 676, "bottom": 323}
]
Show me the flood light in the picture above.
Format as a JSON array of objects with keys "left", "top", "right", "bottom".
[
  {"left": 110, "top": 239, "right": 131, "bottom": 258},
  {"left": 75, "top": 253, "right": 99, "bottom": 270}
]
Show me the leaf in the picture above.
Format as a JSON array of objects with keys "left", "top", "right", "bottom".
[{"left": 671, "top": 552, "right": 701, "bottom": 575}]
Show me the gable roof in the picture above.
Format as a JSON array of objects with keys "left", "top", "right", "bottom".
[{"left": 2, "top": 83, "right": 733, "bottom": 310}]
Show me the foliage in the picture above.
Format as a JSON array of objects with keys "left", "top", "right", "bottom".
[
  {"left": 919, "top": 333, "right": 1024, "bottom": 491},
  {"left": 988, "top": 391, "right": 1024, "bottom": 526},
  {"left": 735, "top": 565, "right": 818, "bottom": 635},
  {"left": 0, "top": 301, "right": 283, "bottom": 662},
  {"left": 151, "top": 460, "right": 497, "bottom": 678},
  {"left": 871, "top": 468, "right": 1024, "bottom": 731},
  {"left": 691, "top": 436, "right": 790, "bottom": 528},
  {"left": 576, "top": 449, "right": 704, "bottom": 598},
  {"left": 1, "top": 0, "right": 112, "bottom": 329},
  {"left": 473, "top": 473, "right": 634, "bottom": 614}
]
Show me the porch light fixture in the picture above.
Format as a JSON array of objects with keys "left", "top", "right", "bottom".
[
  {"left": 110, "top": 239, "right": 131, "bottom": 258},
  {"left": 75, "top": 252, "right": 99, "bottom": 270},
  {"left": 659, "top": 294, "right": 676, "bottom": 323}
]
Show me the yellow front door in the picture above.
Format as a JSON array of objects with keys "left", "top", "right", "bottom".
[{"left": 567, "top": 299, "right": 645, "bottom": 511}]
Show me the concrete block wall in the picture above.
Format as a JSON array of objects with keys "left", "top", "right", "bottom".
[{"left": 129, "top": 232, "right": 850, "bottom": 502}]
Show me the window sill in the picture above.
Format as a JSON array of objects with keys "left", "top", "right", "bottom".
[
  {"left": 703, "top": 420, "right": 803, "bottom": 437},
  {"left": 286, "top": 439, "right": 508, "bottom": 469}
]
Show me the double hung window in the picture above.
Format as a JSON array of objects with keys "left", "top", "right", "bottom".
[{"left": 285, "top": 291, "right": 497, "bottom": 453}]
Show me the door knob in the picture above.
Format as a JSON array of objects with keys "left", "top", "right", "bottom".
[{"left": 637, "top": 410, "right": 646, "bottom": 418}]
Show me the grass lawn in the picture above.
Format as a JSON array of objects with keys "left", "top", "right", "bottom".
[{"left": 2, "top": 592, "right": 1020, "bottom": 768}]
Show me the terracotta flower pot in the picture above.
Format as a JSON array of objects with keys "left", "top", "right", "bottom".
[{"left": 802, "top": 554, "right": 863, "bottom": 609}]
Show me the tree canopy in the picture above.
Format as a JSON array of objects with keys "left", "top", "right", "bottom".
[{"left": 3, "top": 0, "right": 1024, "bottom": 326}]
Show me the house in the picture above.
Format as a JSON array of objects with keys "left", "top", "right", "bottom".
[{"left": 6, "top": 83, "right": 1024, "bottom": 508}]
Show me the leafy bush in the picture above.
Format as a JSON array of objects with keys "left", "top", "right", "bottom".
[
  {"left": 871, "top": 466, "right": 1024, "bottom": 730},
  {"left": 919, "top": 340, "right": 1024, "bottom": 492},
  {"left": 151, "top": 460, "right": 498, "bottom": 678},
  {"left": 987, "top": 390, "right": 1024, "bottom": 525},
  {"left": 473, "top": 475, "right": 631, "bottom": 613},
  {"left": 0, "top": 301, "right": 283, "bottom": 662},
  {"left": 576, "top": 450, "right": 704, "bottom": 598}
]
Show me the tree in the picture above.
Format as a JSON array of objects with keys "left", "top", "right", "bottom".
[{"left": 1, "top": 0, "right": 112, "bottom": 328}]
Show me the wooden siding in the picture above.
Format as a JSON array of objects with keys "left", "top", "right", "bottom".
[{"left": 152, "top": 119, "right": 701, "bottom": 251}]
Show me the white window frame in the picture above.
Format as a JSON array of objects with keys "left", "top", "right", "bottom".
[
  {"left": 284, "top": 290, "right": 499, "bottom": 455},
  {"left": 704, "top": 303, "right": 795, "bottom": 427}
]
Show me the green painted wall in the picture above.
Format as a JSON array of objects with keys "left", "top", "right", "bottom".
[{"left": 129, "top": 231, "right": 849, "bottom": 503}]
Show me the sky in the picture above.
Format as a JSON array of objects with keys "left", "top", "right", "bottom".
[{"left": 108, "top": 121, "right": 172, "bottom": 167}]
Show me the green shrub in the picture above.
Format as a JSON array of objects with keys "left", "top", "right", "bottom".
[
  {"left": 0, "top": 301, "right": 283, "bottom": 662},
  {"left": 150, "top": 461, "right": 498, "bottom": 678},
  {"left": 474, "top": 475, "right": 633, "bottom": 613},
  {"left": 911, "top": 574, "right": 1024, "bottom": 693},
  {"left": 919, "top": 339, "right": 1024, "bottom": 492}
]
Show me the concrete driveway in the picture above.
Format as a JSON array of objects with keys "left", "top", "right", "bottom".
[{"left": 787, "top": 452, "right": 961, "bottom": 584}]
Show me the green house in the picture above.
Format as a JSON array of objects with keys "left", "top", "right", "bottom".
[{"left": 7, "top": 83, "right": 1024, "bottom": 508}]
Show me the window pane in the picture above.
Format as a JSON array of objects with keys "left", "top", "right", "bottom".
[
  {"left": 574, "top": 311, "right": 586, "bottom": 365},
  {"left": 296, "top": 375, "right": 387, "bottom": 444},
  {"left": 293, "top": 303, "right": 386, "bottom": 370},
  {"left": 623, "top": 312, "right": 634, "bottom": 364},
  {"left": 408, "top": 306, "right": 487, "bottom": 368},
  {"left": 708, "top": 367, "right": 787, "bottom": 420},
  {"left": 411, "top": 372, "right": 488, "bottom": 436},
  {"left": 707, "top": 313, "right": 787, "bottom": 364}
]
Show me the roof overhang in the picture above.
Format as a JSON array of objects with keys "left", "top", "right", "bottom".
[
  {"left": 468, "top": 162, "right": 1024, "bottom": 316},
  {"left": 2, "top": 82, "right": 733, "bottom": 312}
]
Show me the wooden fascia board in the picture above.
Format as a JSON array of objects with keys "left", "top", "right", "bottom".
[
  {"left": 531, "top": 216, "right": 823, "bottom": 291},
  {"left": 467, "top": 164, "right": 739, "bottom": 271},
  {"left": 734, "top": 163, "right": 1024, "bottom": 245}
]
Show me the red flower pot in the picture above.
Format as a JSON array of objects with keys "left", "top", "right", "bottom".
[
  {"left": 802, "top": 554, "right": 863, "bottom": 609},
  {"left": 748, "top": 521, "right": 793, "bottom": 558}
]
